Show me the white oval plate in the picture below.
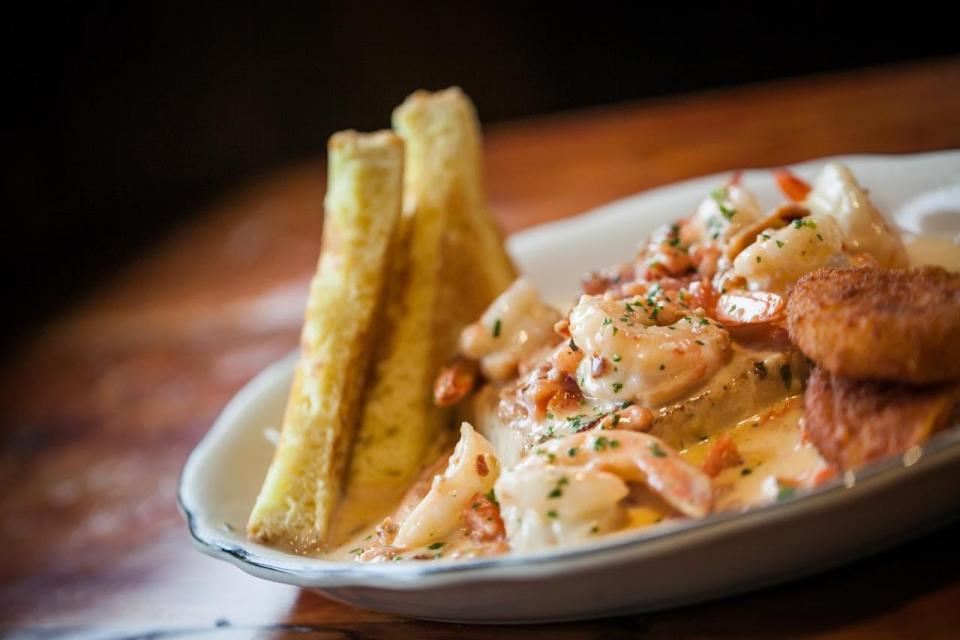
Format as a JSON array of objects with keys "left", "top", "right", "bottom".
[{"left": 180, "top": 151, "right": 960, "bottom": 623}]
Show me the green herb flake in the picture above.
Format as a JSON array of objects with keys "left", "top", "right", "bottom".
[
  {"left": 492, "top": 318, "right": 502, "bottom": 338},
  {"left": 602, "top": 317, "right": 612, "bottom": 326},
  {"left": 547, "top": 488, "right": 562, "bottom": 499},
  {"left": 650, "top": 442, "right": 668, "bottom": 458},
  {"left": 612, "top": 354, "right": 622, "bottom": 362},
  {"left": 775, "top": 239, "right": 785, "bottom": 248},
  {"left": 756, "top": 256, "right": 762, "bottom": 263},
  {"left": 593, "top": 436, "right": 609, "bottom": 452},
  {"left": 741, "top": 468, "right": 753, "bottom": 476},
  {"left": 547, "top": 510, "right": 559, "bottom": 519},
  {"left": 777, "top": 486, "right": 797, "bottom": 502},
  {"left": 349, "top": 547, "right": 363, "bottom": 556},
  {"left": 485, "top": 489, "right": 498, "bottom": 506},
  {"left": 567, "top": 447, "right": 578, "bottom": 457},
  {"left": 427, "top": 542, "right": 446, "bottom": 550},
  {"left": 610, "top": 439, "right": 621, "bottom": 449},
  {"left": 612, "top": 382, "right": 623, "bottom": 393},
  {"left": 710, "top": 187, "right": 737, "bottom": 220}
]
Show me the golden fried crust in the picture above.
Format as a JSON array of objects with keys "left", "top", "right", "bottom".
[
  {"left": 803, "top": 367, "right": 960, "bottom": 470},
  {"left": 787, "top": 266, "right": 960, "bottom": 384}
]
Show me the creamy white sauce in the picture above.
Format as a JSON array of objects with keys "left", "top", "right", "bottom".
[{"left": 904, "top": 233, "right": 960, "bottom": 271}]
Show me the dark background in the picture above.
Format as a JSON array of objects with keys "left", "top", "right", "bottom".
[{"left": 5, "top": 3, "right": 959, "bottom": 355}]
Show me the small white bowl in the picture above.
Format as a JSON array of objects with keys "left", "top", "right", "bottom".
[{"left": 179, "top": 151, "right": 960, "bottom": 623}]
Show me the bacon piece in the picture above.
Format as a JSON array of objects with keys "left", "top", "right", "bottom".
[
  {"left": 461, "top": 492, "right": 506, "bottom": 543},
  {"left": 701, "top": 433, "right": 743, "bottom": 477},
  {"left": 433, "top": 356, "right": 478, "bottom": 406}
]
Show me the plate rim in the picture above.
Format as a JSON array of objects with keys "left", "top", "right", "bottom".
[{"left": 178, "top": 150, "right": 960, "bottom": 591}]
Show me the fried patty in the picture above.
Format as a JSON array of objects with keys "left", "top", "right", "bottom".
[
  {"left": 803, "top": 367, "right": 960, "bottom": 471},
  {"left": 787, "top": 266, "right": 960, "bottom": 384}
]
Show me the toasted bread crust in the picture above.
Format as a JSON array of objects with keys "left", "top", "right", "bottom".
[
  {"left": 803, "top": 367, "right": 960, "bottom": 470},
  {"left": 787, "top": 266, "right": 960, "bottom": 384},
  {"left": 247, "top": 130, "right": 404, "bottom": 552}
]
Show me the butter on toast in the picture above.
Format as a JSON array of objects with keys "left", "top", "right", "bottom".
[{"left": 247, "top": 130, "right": 404, "bottom": 552}]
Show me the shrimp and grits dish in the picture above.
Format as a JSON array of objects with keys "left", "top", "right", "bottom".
[{"left": 246, "top": 88, "right": 960, "bottom": 563}]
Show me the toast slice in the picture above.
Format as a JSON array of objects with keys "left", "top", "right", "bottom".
[
  {"left": 247, "top": 130, "right": 404, "bottom": 552},
  {"left": 331, "top": 89, "right": 517, "bottom": 542}
]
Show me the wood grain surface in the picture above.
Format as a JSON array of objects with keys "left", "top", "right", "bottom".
[{"left": 2, "top": 57, "right": 960, "bottom": 639}]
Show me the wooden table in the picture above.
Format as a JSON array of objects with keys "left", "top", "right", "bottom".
[{"left": 3, "top": 57, "right": 960, "bottom": 639}]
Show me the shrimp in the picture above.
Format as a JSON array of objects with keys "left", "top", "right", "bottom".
[
  {"left": 732, "top": 215, "right": 846, "bottom": 294},
  {"left": 394, "top": 423, "right": 500, "bottom": 548},
  {"left": 460, "top": 278, "right": 562, "bottom": 381},
  {"left": 495, "top": 430, "right": 713, "bottom": 552},
  {"left": 638, "top": 223, "right": 694, "bottom": 279},
  {"left": 567, "top": 292, "right": 731, "bottom": 407},
  {"left": 685, "top": 183, "right": 763, "bottom": 246},
  {"left": 804, "top": 163, "right": 907, "bottom": 268}
]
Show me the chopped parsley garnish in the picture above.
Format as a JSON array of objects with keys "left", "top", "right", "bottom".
[
  {"left": 775, "top": 239, "right": 784, "bottom": 248},
  {"left": 646, "top": 283, "right": 662, "bottom": 304},
  {"left": 427, "top": 542, "right": 446, "bottom": 550},
  {"left": 650, "top": 442, "right": 668, "bottom": 458},
  {"left": 816, "top": 233, "right": 824, "bottom": 241},
  {"left": 610, "top": 439, "right": 621, "bottom": 449},
  {"left": 777, "top": 486, "right": 797, "bottom": 502},
  {"left": 349, "top": 547, "right": 363, "bottom": 556},
  {"left": 612, "top": 326, "right": 618, "bottom": 336},
  {"left": 710, "top": 187, "right": 737, "bottom": 220},
  {"left": 741, "top": 468, "right": 753, "bottom": 476},
  {"left": 593, "top": 436, "right": 610, "bottom": 451},
  {"left": 792, "top": 218, "right": 817, "bottom": 229},
  {"left": 546, "top": 412, "right": 555, "bottom": 420},
  {"left": 700, "top": 317, "right": 710, "bottom": 326},
  {"left": 756, "top": 256, "right": 762, "bottom": 263},
  {"left": 612, "top": 354, "right": 622, "bottom": 362},
  {"left": 548, "top": 488, "right": 563, "bottom": 499},
  {"left": 492, "top": 318, "right": 502, "bottom": 338},
  {"left": 568, "top": 338, "right": 579, "bottom": 352},
  {"left": 612, "top": 382, "right": 623, "bottom": 393},
  {"left": 780, "top": 363, "right": 792, "bottom": 390},
  {"left": 611, "top": 413, "right": 621, "bottom": 427},
  {"left": 546, "top": 510, "right": 558, "bottom": 519},
  {"left": 695, "top": 339, "right": 705, "bottom": 346},
  {"left": 602, "top": 317, "right": 612, "bottom": 326},
  {"left": 567, "top": 447, "right": 578, "bottom": 457},
  {"left": 485, "top": 489, "right": 498, "bottom": 506}
]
